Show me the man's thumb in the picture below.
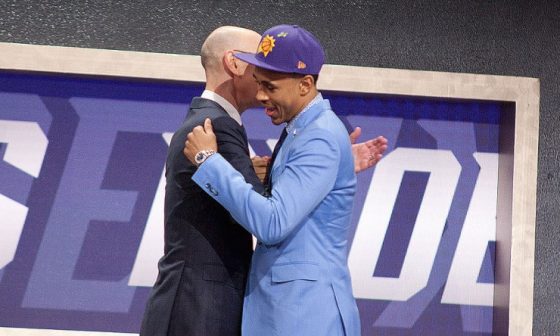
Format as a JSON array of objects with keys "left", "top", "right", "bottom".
[
  {"left": 204, "top": 118, "right": 214, "bottom": 134},
  {"left": 349, "top": 126, "right": 361, "bottom": 144}
]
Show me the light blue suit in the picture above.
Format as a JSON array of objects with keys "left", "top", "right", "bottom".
[{"left": 193, "top": 98, "right": 360, "bottom": 335}]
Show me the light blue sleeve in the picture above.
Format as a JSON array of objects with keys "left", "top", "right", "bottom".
[{"left": 192, "top": 128, "right": 340, "bottom": 245}]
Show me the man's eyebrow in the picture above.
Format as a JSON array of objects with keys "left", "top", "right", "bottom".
[{"left": 253, "top": 75, "right": 275, "bottom": 87}]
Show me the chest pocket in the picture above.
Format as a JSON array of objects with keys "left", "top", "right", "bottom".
[{"left": 271, "top": 262, "right": 319, "bottom": 283}]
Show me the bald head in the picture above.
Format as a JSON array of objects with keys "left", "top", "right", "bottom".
[
  {"left": 199, "top": 26, "right": 262, "bottom": 112},
  {"left": 200, "top": 26, "right": 261, "bottom": 78}
]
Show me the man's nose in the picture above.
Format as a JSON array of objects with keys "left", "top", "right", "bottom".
[{"left": 256, "top": 88, "right": 268, "bottom": 102}]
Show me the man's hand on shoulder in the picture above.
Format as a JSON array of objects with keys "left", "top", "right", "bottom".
[{"left": 184, "top": 118, "right": 218, "bottom": 166}]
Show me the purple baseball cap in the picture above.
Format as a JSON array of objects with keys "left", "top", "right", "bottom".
[{"left": 234, "top": 24, "right": 325, "bottom": 75}]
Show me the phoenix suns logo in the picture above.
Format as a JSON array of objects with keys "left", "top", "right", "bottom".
[{"left": 257, "top": 34, "right": 276, "bottom": 57}]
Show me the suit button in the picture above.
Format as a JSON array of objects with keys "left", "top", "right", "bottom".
[{"left": 205, "top": 183, "right": 218, "bottom": 196}]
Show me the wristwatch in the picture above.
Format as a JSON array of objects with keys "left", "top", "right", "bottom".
[{"left": 194, "top": 149, "right": 216, "bottom": 166}]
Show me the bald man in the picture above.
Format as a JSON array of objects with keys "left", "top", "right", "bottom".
[
  {"left": 140, "top": 26, "right": 387, "bottom": 336},
  {"left": 140, "top": 26, "right": 263, "bottom": 336}
]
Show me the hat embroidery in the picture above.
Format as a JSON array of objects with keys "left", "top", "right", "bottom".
[
  {"left": 257, "top": 34, "right": 276, "bottom": 57},
  {"left": 297, "top": 61, "right": 307, "bottom": 69},
  {"left": 277, "top": 32, "right": 288, "bottom": 37}
]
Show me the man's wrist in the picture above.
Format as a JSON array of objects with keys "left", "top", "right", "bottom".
[{"left": 194, "top": 149, "right": 216, "bottom": 166}]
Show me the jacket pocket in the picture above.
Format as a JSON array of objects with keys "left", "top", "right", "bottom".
[{"left": 271, "top": 262, "right": 319, "bottom": 283}]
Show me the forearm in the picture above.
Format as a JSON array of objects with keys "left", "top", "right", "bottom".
[
  {"left": 191, "top": 128, "right": 340, "bottom": 245},
  {"left": 193, "top": 154, "right": 294, "bottom": 244}
]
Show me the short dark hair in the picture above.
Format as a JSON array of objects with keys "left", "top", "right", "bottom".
[{"left": 293, "top": 73, "right": 319, "bottom": 84}]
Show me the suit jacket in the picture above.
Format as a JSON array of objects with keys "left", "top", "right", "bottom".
[
  {"left": 140, "top": 97, "right": 263, "bottom": 336},
  {"left": 193, "top": 98, "right": 361, "bottom": 336}
]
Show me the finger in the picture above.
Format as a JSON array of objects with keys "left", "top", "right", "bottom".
[
  {"left": 183, "top": 141, "right": 192, "bottom": 158},
  {"left": 378, "top": 136, "right": 388, "bottom": 145},
  {"left": 378, "top": 144, "right": 388, "bottom": 155},
  {"left": 192, "top": 125, "right": 204, "bottom": 135},
  {"left": 349, "top": 127, "right": 361, "bottom": 144},
  {"left": 372, "top": 136, "right": 387, "bottom": 144},
  {"left": 204, "top": 118, "right": 214, "bottom": 135},
  {"left": 252, "top": 158, "right": 267, "bottom": 166},
  {"left": 370, "top": 138, "right": 388, "bottom": 151},
  {"left": 185, "top": 135, "right": 193, "bottom": 150}
]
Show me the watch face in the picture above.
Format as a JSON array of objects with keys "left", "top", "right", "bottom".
[{"left": 195, "top": 152, "right": 206, "bottom": 164}]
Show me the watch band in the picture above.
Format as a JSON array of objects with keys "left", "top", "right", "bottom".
[{"left": 194, "top": 149, "right": 216, "bottom": 166}]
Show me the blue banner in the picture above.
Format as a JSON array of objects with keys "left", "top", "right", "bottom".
[{"left": 0, "top": 72, "right": 502, "bottom": 334}]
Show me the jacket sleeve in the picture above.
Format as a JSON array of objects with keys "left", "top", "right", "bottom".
[{"left": 193, "top": 128, "right": 339, "bottom": 245}]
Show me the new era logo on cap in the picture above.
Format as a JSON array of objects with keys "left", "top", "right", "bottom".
[{"left": 235, "top": 24, "right": 325, "bottom": 75}]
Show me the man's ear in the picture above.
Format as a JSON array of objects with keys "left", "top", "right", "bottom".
[
  {"left": 223, "top": 50, "right": 241, "bottom": 77},
  {"left": 299, "top": 75, "right": 314, "bottom": 96}
]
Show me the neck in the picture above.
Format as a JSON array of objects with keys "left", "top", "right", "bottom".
[
  {"left": 205, "top": 79, "right": 243, "bottom": 113},
  {"left": 288, "top": 91, "right": 319, "bottom": 122}
]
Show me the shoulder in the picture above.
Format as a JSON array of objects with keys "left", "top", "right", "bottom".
[
  {"left": 289, "top": 110, "right": 350, "bottom": 160},
  {"left": 211, "top": 114, "right": 243, "bottom": 129},
  {"left": 306, "top": 110, "right": 348, "bottom": 143},
  {"left": 183, "top": 101, "right": 240, "bottom": 133}
]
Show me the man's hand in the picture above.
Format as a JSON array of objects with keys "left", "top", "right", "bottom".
[
  {"left": 252, "top": 156, "right": 271, "bottom": 183},
  {"left": 350, "top": 127, "right": 388, "bottom": 173},
  {"left": 184, "top": 118, "right": 218, "bottom": 165}
]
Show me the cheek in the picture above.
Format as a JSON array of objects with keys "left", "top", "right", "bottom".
[
  {"left": 248, "top": 81, "right": 258, "bottom": 95},
  {"left": 281, "top": 94, "right": 294, "bottom": 111},
  {"left": 244, "top": 76, "right": 255, "bottom": 88}
]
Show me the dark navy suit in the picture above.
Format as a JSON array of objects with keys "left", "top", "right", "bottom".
[{"left": 140, "top": 97, "right": 262, "bottom": 336}]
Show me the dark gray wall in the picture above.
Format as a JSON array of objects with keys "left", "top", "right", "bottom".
[{"left": 1, "top": 0, "right": 558, "bottom": 334}]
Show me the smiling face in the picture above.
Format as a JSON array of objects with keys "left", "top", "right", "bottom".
[{"left": 253, "top": 67, "right": 315, "bottom": 125}]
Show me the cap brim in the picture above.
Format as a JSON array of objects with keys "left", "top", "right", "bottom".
[{"left": 234, "top": 52, "right": 292, "bottom": 74}]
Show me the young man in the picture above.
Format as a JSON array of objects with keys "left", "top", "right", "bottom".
[{"left": 184, "top": 24, "right": 362, "bottom": 336}]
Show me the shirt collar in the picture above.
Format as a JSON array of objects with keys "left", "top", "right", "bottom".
[
  {"left": 286, "top": 93, "right": 323, "bottom": 134},
  {"left": 201, "top": 90, "right": 242, "bottom": 125}
]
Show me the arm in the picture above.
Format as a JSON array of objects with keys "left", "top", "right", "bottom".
[{"left": 185, "top": 119, "right": 339, "bottom": 245}]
